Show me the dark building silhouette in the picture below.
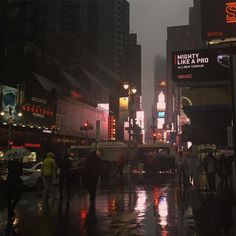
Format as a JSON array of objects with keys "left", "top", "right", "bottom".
[
  {"left": 0, "top": 0, "right": 142, "bottom": 152},
  {"left": 165, "top": 0, "right": 233, "bottom": 147}
]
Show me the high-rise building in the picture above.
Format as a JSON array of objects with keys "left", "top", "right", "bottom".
[
  {"left": 166, "top": 25, "right": 194, "bottom": 128},
  {"left": 122, "top": 33, "right": 141, "bottom": 95},
  {"left": 166, "top": 0, "right": 233, "bottom": 146}
]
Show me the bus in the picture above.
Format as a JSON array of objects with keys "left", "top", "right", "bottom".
[
  {"left": 68, "top": 141, "right": 175, "bottom": 175},
  {"left": 68, "top": 142, "right": 129, "bottom": 177}
]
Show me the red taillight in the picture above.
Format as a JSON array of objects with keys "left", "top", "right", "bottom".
[{"left": 23, "top": 170, "right": 33, "bottom": 176}]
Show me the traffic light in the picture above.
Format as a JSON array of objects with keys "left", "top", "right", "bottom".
[{"left": 80, "top": 121, "right": 93, "bottom": 130}]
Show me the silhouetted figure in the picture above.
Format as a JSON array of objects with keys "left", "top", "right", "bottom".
[
  {"left": 5, "top": 156, "right": 23, "bottom": 220},
  {"left": 218, "top": 154, "right": 231, "bottom": 193},
  {"left": 175, "top": 151, "right": 186, "bottom": 187},
  {"left": 83, "top": 151, "right": 102, "bottom": 206},
  {"left": 116, "top": 153, "right": 125, "bottom": 179},
  {"left": 59, "top": 153, "right": 72, "bottom": 198},
  {"left": 204, "top": 152, "right": 216, "bottom": 192},
  {"left": 227, "top": 155, "right": 234, "bottom": 191}
]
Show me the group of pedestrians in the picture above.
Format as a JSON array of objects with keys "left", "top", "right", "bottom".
[
  {"left": 175, "top": 150, "right": 234, "bottom": 193},
  {"left": 175, "top": 150, "right": 200, "bottom": 189},
  {"left": 4, "top": 149, "right": 103, "bottom": 221},
  {"left": 203, "top": 151, "right": 233, "bottom": 193}
]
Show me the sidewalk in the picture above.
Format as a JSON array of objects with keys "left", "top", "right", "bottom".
[{"left": 0, "top": 174, "right": 236, "bottom": 236}]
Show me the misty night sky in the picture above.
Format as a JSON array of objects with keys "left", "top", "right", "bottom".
[{"left": 129, "top": 0, "right": 193, "bottom": 120}]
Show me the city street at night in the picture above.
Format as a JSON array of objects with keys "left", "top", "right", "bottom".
[
  {"left": 0, "top": 173, "right": 235, "bottom": 236},
  {"left": 2, "top": 0, "right": 236, "bottom": 235}
]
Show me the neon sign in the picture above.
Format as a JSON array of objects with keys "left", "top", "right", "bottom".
[
  {"left": 24, "top": 143, "right": 41, "bottom": 148},
  {"left": 201, "top": 0, "right": 236, "bottom": 40},
  {"left": 226, "top": 2, "right": 236, "bottom": 23},
  {"left": 22, "top": 105, "right": 53, "bottom": 116},
  {"left": 70, "top": 90, "right": 80, "bottom": 99}
]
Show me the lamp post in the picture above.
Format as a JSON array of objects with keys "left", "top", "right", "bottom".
[
  {"left": 123, "top": 82, "right": 137, "bottom": 175},
  {"left": 123, "top": 82, "right": 137, "bottom": 142}
]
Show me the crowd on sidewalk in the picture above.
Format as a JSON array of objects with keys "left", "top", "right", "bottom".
[
  {"left": 175, "top": 149, "right": 234, "bottom": 193},
  {"left": 175, "top": 149, "right": 236, "bottom": 236}
]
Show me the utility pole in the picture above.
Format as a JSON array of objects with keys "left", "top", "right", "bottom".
[
  {"left": 152, "top": 117, "right": 156, "bottom": 144},
  {"left": 151, "top": 105, "right": 157, "bottom": 144}
]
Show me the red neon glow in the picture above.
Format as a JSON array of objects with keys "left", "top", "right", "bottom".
[
  {"left": 80, "top": 209, "right": 87, "bottom": 219},
  {"left": 22, "top": 105, "right": 53, "bottom": 116},
  {"left": 153, "top": 186, "right": 160, "bottom": 208},
  {"left": 207, "top": 31, "right": 223, "bottom": 38},
  {"left": 226, "top": 2, "right": 236, "bottom": 23},
  {"left": 24, "top": 143, "right": 41, "bottom": 148},
  {"left": 71, "top": 90, "right": 81, "bottom": 99},
  {"left": 11, "top": 145, "right": 23, "bottom": 149}
]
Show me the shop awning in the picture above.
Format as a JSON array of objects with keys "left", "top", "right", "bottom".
[{"left": 33, "top": 72, "right": 57, "bottom": 92}]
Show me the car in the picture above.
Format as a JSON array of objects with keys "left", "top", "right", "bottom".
[
  {"left": 21, "top": 162, "right": 44, "bottom": 189},
  {"left": 0, "top": 161, "right": 58, "bottom": 189}
]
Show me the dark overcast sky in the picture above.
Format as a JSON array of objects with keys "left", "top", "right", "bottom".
[{"left": 129, "top": 0, "right": 193, "bottom": 119}]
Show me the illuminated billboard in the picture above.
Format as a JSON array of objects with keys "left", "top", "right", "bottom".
[
  {"left": 201, "top": 0, "right": 236, "bottom": 41},
  {"left": 172, "top": 48, "right": 234, "bottom": 82},
  {"left": 157, "top": 111, "right": 165, "bottom": 118},
  {"left": 119, "top": 97, "right": 128, "bottom": 122},
  {"left": 0, "top": 85, "right": 20, "bottom": 124}
]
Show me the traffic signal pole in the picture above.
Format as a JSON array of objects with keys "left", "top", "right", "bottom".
[{"left": 80, "top": 120, "right": 93, "bottom": 144}]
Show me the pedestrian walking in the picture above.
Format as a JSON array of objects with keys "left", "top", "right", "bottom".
[
  {"left": 83, "top": 150, "right": 102, "bottom": 206},
  {"left": 175, "top": 151, "right": 186, "bottom": 187},
  {"left": 116, "top": 153, "right": 125, "bottom": 179},
  {"left": 58, "top": 153, "right": 73, "bottom": 199},
  {"left": 218, "top": 154, "right": 230, "bottom": 193},
  {"left": 185, "top": 153, "right": 192, "bottom": 187},
  {"left": 191, "top": 155, "right": 200, "bottom": 190},
  {"left": 203, "top": 151, "right": 216, "bottom": 192},
  {"left": 41, "top": 152, "right": 58, "bottom": 200},
  {"left": 5, "top": 154, "right": 23, "bottom": 220}
]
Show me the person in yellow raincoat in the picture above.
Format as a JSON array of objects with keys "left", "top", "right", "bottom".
[{"left": 41, "top": 152, "right": 57, "bottom": 200}]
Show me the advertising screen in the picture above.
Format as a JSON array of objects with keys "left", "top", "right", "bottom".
[
  {"left": 0, "top": 85, "right": 20, "bottom": 123},
  {"left": 201, "top": 0, "right": 236, "bottom": 41},
  {"left": 157, "top": 111, "right": 165, "bottom": 118},
  {"left": 119, "top": 97, "right": 129, "bottom": 122},
  {"left": 172, "top": 48, "right": 234, "bottom": 82}
]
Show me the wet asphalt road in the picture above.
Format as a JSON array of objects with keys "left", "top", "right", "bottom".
[{"left": 0, "top": 173, "right": 236, "bottom": 236}]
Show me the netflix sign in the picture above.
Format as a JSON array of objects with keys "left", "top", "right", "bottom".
[
  {"left": 201, "top": 0, "right": 236, "bottom": 41},
  {"left": 172, "top": 48, "right": 235, "bottom": 82}
]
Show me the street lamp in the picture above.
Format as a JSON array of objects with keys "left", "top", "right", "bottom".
[{"left": 123, "top": 82, "right": 137, "bottom": 142}]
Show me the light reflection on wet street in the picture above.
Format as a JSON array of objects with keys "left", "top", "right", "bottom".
[{"left": 0, "top": 173, "right": 235, "bottom": 236}]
